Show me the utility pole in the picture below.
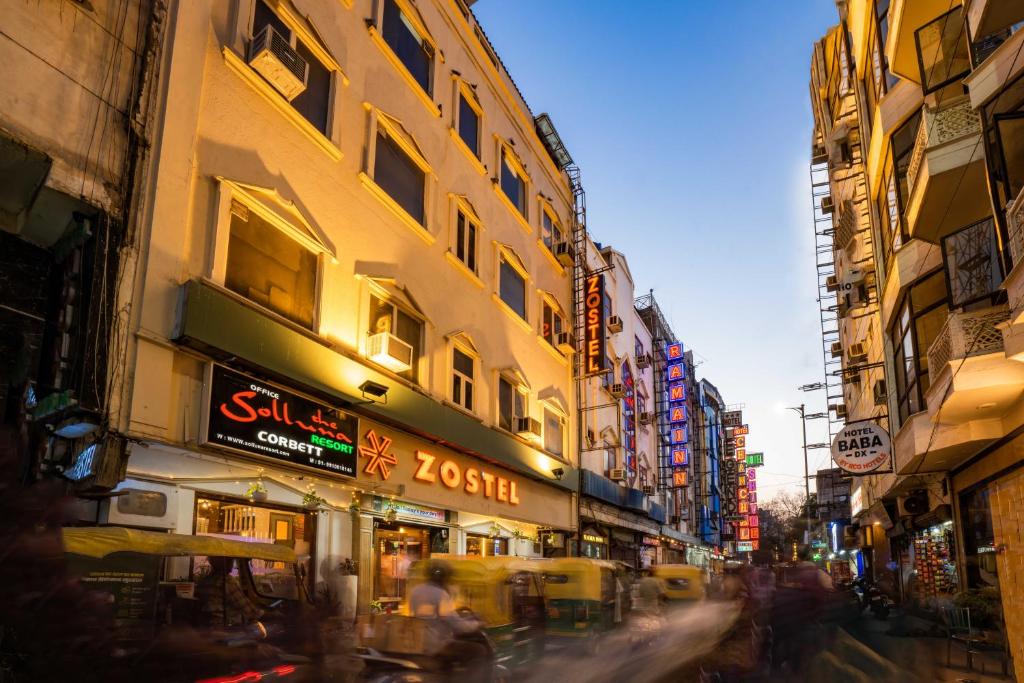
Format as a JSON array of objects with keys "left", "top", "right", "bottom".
[{"left": 789, "top": 398, "right": 830, "bottom": 550}]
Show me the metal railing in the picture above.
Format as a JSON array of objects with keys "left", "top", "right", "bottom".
[
  {"left": 1007, "top": 186, "right": 1024, "bottom": 267},
  {"left": 926, "top": 303, "right": 1009, "bottom": 376},
  {"left": 906, "top": 97, "right": 982, "bottom": 193}
]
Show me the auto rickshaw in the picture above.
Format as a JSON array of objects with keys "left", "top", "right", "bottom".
[
  {"left": 531, "top": 557, "right": 625, "bottom": 640},
  {"left": 652, "top": 564, "right": 707, "bottom": 602},
  {"left": 401, "top": 555, "right": 547, "bottom": 670},
  {"left": 62, "top": 526, "right": 316, "bottom": 682}
]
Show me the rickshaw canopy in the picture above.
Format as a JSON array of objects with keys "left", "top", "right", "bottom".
[
  {"left": 653, "top": 563, "right": 707, "bottom": 600},
  {"left": 62, "top": 526, "right": 297, "bottom": 563},
  {"left": 530, "top": 557, "right": 619, "bottom": 601}
]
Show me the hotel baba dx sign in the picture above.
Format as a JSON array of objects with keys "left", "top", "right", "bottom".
[{"left": 830, "top": 422, "right": 891, "bottom": 475}]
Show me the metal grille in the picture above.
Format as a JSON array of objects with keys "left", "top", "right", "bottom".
[
  {"left": 907, "top": 97, "right": 981, "bottom": 192},
  {"left": 835, "top": 199, "right": 857, "bottom": 251},
  {"left": 926, "top": 304, "right": 1009, "bottom": 375},
  {"left": 1007, "top": 187, "right": 1024, "bottom": 267}
]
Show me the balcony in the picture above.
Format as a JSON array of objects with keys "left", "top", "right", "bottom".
[
  {"left": 966, "top": 0, "right": 1024, "bottom": 52},
  {"left": 894, "top": 410, "right": 1004, "bottom": 474},
  {"left": 1004, "top": 187, "right": 1024, "bottom": 311},
  {"left": 880, "top": 239, "right": 942, "bottom": 330},
  {"left": 965, "top": 16, "right": 1024, "bottom": 107},
  {"left": 904, "top": 98, "right": 989, "bottom": 243},
  {"left": 924, "top": 303, "right": 1024, "bottom": 424},
  {"left": 888, "top": 0, "right": 967, "bottom": 85}
]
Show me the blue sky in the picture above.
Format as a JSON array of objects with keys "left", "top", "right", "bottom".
[{"left": 472, "top": 1, "right": 840, "bottom": 499}]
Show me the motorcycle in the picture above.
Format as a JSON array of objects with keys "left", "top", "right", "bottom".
[{"left": 852, "top": 577, "right": 891, "bottom": 620}]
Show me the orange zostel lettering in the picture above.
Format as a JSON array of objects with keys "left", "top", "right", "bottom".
[{"left": 414, "top": 451, "right": 436, "bottom": 483}]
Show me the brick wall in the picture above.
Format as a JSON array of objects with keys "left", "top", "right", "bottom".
[{"left": 988, "top": 466, "right": 1024, "bottom": 670}]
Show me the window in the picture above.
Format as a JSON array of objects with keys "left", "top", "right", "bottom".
[
  {"left": 369, "top": 294, "right": 423, "bottom": 382},
  {"left": 543, "top": 407, "right": 564, "bottom": 457},
  {"left": 942, "top": 218, "right": 1002, "bottom": 308},
  {"left": 877, "top": 110, "right": 922, "bottom": 268},
  {"left": 874, "top": 0, "right": 898, "bottom": 90},
  {"left": 500, "top": 149, "right": 527, "bottom": 217},
  {"left": 252, "top": 1, "right": 332, "bottom": 135},
  {"left": 499, "top": 254, "right": 527, "bottom": 319},
  {"left": 458, "top": 91, "right": 480, "bottom": 157},
  {"left": 225, "top": 201, "right": 318, "bottom": 329},
  {"left": 452, "top": 346, "right": 475, "bottom": 412},
  {"left": 498, "top": 376, "right": 526, "bottom": 431},
  {"left": 541, "top": 207, "right": 563, "bottom": 251},
  {"left": 635, "top": 337, "right": 645, "bottom": 360},
  {"left": 890, "top": 270, "right": 948, "bottom": 425},
  {"left": 381, "top": 0, "right": 433, "bottom": 95},
  {"left": 541, "top": 300, "right": 565, "bottom": 348},
  {"left": 454, "top": 208, "right": 478, "bottom": 273},
  {"left": 374, "top": 128, "right": 426, "bottom": 225},
  {"left": 604, "top": 446, "right": 616, "bottom": 474}
]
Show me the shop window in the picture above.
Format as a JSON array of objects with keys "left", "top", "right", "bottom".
[
  {"left": 498, "top": 252, "right": 527, "bottom": 319},
  {"left": 457, "top": 89, "right": 481, "bottom": 157},
  {"left": 500, "top": 147, "right": 527, "bottom": 218},
  {"left": 369, "top": 294, "right": 423, "bottom": 382},
  {"left": 451, "top": 346, "right": 475, "bottom": 412},
  {"left": 890, "top": 270, "right": 948, "bottom": 426},
  {"left": 375, "top": 524, "right": 431, "bottom": 604},
  {"left": 251, "top": 1, "right": 333, "bottom": 135},
  {"left": 541, "top": 206, "right": 563, "bottom": 251},
  {"left": 374, "top": 128, "right": 426, "bottom": 225},
  {"left": 541, "top": 299, "right": 565, "bottom": 348},
  {"left": 454, "top": 207, "right": 478, "bottom": 273},
  {"left": 466, "top": 534, "right": 508, "bottom": 556},
  {"left": 961, "top": 487, "right": 999, "bottom": 590},
  {"left": 381, "top": 0, "right": 434, "bottom": 95},
  {"left": 225, "top": 201, "right": 318, "bottom": 329},
  {"left": 498, "top": 375, "right": 526, "bottom": 432},
  {"left": 543, "top": 406, "right": 565, "bottom": 457}
]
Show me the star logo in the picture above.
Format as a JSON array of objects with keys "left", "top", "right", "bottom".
[{"left": 360, "top": 429, "right": 397, "bottom": 480}]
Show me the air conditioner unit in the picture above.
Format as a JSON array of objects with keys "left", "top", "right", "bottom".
[
  {"left": 638, "top": 411, "right": 654, "bottom": 425},
  {"left": 514, "top": 416, "right": 542, "bottom": 441},
  {"left": 826, "top": 275, "right": 840, "bottom": 292},
  {"left": 556, "top": 331, "right": 575, "bottom": 354},
  {"left": 873, "top": 379, "right": 887, "bottom": 406},
  {"left": 607, "top": 315, "right": 623, "bottom": 333},
  {"left": 898, "top": 490, "right": 929, "bottom": 517},
  {"left": 636, "top": 353, "right": 651, "bottom": 369},
  {"left": 608, "top": 383, "right": 626, "bottom": 398},
  {"left": 247, "top": 25, "right": 309, "bottom": 101},
  {"left": 812, "top": 144, "right": 829, "bottom": 164},
  {"left": 366, "top": 332, "right": 414, "bottom": 372},
  {"left": 554, "top": 241, "right": 576, "bottom": 267},
  {"left": 847, "top": 342, "right": 868, "bottom": 363},
  {"left": 608, "top": 468, "right": 626, "bottom": 481},
  {"left": 831, "top": 403, "right": 847, "bottom": 418},
  {"left": 641, "top": 485, "right": 655, "bottom": 495},
  {"left": 821, "top": 196, "right": 834, "bottom": 214},
  {"left": 836, "top": 301, "right": 850, "bottom": 318},
  {"left": 842, "top": 372, "right": 861, "bottom": 387},
  {"left": 830, "top": 341, "right": 843, "bottom": 358}
]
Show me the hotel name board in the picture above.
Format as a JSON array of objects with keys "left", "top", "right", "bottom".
[{"left": 584, "top": 274, "right": 607, "bottom": 376}]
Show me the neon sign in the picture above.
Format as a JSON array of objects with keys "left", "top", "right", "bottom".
[{"left": 583, "top": 274, "right": 607, "bottom": 376}]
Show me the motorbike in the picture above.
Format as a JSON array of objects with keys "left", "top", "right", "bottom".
[{"left": 852, "top": 577, "right": 891, "bottom": 620}]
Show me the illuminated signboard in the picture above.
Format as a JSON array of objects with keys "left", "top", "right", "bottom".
[
  {"left": 205, "top": 365, "right": 358, "bottom": 477},
  {"left": 748, "top": 514, "right": 759, "bottom": 528},
  {"left": 673, "top": 470, "right": 688, "bottom": 487},
  {"left": 738, "top": 474, "right": 746, "bottom": 487},
  {"left": 671, "top": 426, "right": 688, "bottom": 444},
  {"left": 722, "top": 410, "right": 743, "bottom": 428},
  {"left": 738, "top": 501, "right": 749, "bottom": 514},
  {"left": 672, "top": 448, "right": 688, "bottom": 465},
  {"left": 737, "top": 541, "right": 754, "bottom": 552},
  {"left": 669, "top": 383, "right": 686, "bottom": 402},
  {"left": 583, "top": 274, "right": 607, "bottom": 377},
  {"left": 735, "top": 436, "right": 746, "bottom": 448},
  {"left": 750, "top": 528, "right": 760, "bottom": 540},
  {"left": 739, "top": 527, "right": 750, "bottom": 541},
  {"left": 736, "top": 448, "right": 746, "bottom": 461},
  {"left": 730, "top": 425, "right": 749, "bottom": 436},
  {"left": 749, "top": 491, "right": 757, "bottom": 503},
  {"left": 738, "top": 488, "right": 748, "bottom": 500},
  {"left": 745, "top": 452, "right": 764, "bottom": 467},
  {"left": 749, "top": 502, "right": 758, "bottom": 514},
  {"left": 622, "top": 361, "right": 636, "bottom": 476},
  {"left": 664, "top": 341, "right": 688, "bottom": 490}
]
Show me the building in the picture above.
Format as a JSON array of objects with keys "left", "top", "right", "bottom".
[
  {"left": 693, "top": 380, "right": 727, "bottom": 550},
  {"left": 810, "top": 0, "right": 1024, "bottom": 665},
  {"left": 78, "top": 0, "right": 585, "bottom": 612},
  {"left": 816, "top": 468, "right": 853, "bottom": 523},
  {"left": 0, "top": 0, "right": 161, "bottom": 487}
]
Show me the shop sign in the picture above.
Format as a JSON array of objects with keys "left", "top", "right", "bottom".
[
  {"left": 204, "top": 365, "right": 358, "bottom": 477},
  {"left": 413, "top": 450, "right": 521, "bottom": 505},
  {"left": 723, "top": 410, "right": 743, "bottom": 428},
  {"left": 729, "top": 425, "right": 749, "bottom": 436},
  {"left": 671, "top": 426, "right": 688, "bottom": 444},
  {"left": 642, "top": 536, "right": 660, "bottom": 546},
  {"left": 583, "top": 275, "right": 607, "bottom": 377},
  {"left": 672, "top": 448, "right": 688, "bottom": 466},
  {"left": 850, "top": 485, "right": 865, "bottom": 517},
  {"left": 736, "top": 448, "right": 746, "bottom": 461},
  {"left": 745, "top": 452, "right": 764, "bottom": 467},
  {"left": 737, "top": 541, "right": 753, "bottom": 552},
  {"left": 582, "top": 532, "right": 607, "bottom": 544},
  {"left": 830, "top": 422, "right": 891, "bottom": 474},
  {"left": 374, "top": 498, "right": 446, "bottom": 523},
  {"left": 673, "top": 470, "right": 688, "bottom": 487}
]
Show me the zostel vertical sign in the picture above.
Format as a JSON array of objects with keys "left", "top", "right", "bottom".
[{"left": 583, "top": 274, "right": 607, "bottom": 377}]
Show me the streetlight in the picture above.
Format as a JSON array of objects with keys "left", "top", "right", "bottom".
[{"left": 787, "top": 403, "right": 831, "bottom": 546}]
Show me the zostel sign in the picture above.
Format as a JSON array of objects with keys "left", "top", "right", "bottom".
[
  {"left": 583, "top": 274, "right": 607, "bottom": 376},
  {"left": 831, "top": 422, "right": 890, "bottom": 474}
]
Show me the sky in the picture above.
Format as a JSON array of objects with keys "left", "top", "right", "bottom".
[{"left": 472, "top": 1, "right": 841, "bottom": 500}]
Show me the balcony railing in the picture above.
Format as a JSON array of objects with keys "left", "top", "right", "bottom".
[
  {"left": 1007, "top": 186, "right": 1024, "bottom": 267},
  {"left": 927, "top": 303, "right": 1010, "bottom": 375},
  {"left": 906, "top": 97, "right": 982, "bottom": 194}
]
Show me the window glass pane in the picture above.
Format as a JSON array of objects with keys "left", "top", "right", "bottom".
[
  {"left": 467, "top": 223, "right": 476, "bottom": 272},
  {"left": 915, "top": 6, "right": 970, "bottom": 94},
  {"left": 395, "top": 308, "right": 421, "bottom": 381},
  {"left": 453, "top": 375, "right": 462, "bottom": 405},
  {"left": 542, "top": 302, "right": 554, "bottom": 342},
  {"left": 542, "top": 212, "right": 554, "bottom": 249},
  {"left": 464, "top": 381, "right": 473, "bottom": 411},
  {"left": 943, "top": 218, "right": 1001, "bottom": 307},
  {"left": 997, "top": 115, "right": 1024, "bottom": 199},
  {"left": 382, "top": 0, "right": 432, "bottom": 94},
  {"left": 292, "top": 42, "right": 330, "bottom": 134},
  {"left": 498, "top": 378, "right": 513, "bottom": 431},
  {"left": 253, "top": 1, "right": 290, "bottom": 40},
  {"left": 910, "top": 271, "right": 947, "bottom": 311},
  {"left": 458, "top": 93, "right": 479, "bottom": 156},
  {"left": 456, "top": 211, "right": 466, "bottom": 263},
  {"left": 501, "top": 154, "right": 525, "bottom": 216},
  {"left": 544, "top": 408, "right": 563, "bottom": 456},
  {"left": 225, "top": 207, "right": 317, "bottom": 328},
  {"left": 370, "top": 295, "right": 393, "bottom": 334},
  {"left": 374, "top": 131, "right": 425, "bottom": 224},
  {"left": 499, "top": 258, "right": 526, "bottom": 318},
  {"left": 453, "top": 348, "right": 473, "bottom": 378},
  {"left": 915, "top": 305, "right": 949, "bottom": 384}
]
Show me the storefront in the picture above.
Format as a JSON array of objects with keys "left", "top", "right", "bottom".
[
  {"left": 910, "top": 519, "right": 958, "bottom": 601},
  {"left": 349, "top": 418, "right": 575, "bottom": 610},
  {"left": 579, "top": 527, "right": 610, "bottom": 559}
]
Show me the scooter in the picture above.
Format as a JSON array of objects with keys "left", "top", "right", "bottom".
[{"left": 852, "top": 577, "right": 891, "bottom": 620}]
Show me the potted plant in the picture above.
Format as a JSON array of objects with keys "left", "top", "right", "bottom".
[
  {"left": 303, "top": 486, "right": 327, "bottom": 511},
  {"left": 246, "top": 481, "right": 268, "bottom": 503}
]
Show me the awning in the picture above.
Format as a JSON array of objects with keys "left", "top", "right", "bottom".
[{"left": 661, "top": 526, "right": 701, "bottom": 546}]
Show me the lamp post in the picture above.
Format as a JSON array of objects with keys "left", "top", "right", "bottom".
[{"left": 787, "top": 403, "right": 831, "bottom": 548}]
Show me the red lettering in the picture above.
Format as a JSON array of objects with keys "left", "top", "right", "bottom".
[{"left": 220, "top": 391, "right": 258, "bottom": 422}]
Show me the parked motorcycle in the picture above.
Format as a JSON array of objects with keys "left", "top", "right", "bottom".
[{"left": 852, "top": 577, "right": 891, "bottom": 620}]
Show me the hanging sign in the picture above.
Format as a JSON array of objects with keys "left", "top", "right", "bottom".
[
  {"left": 204, "top": 365, "right": 358, "bottom": 477},
  {"left": 830, "top": 422, "right": 891, "bottom": 474},
  {"left": 745, "top": 452, "right": 764, "bottom": 467},
  {"left": 722, "top": 410, "right": 743, "bottom": 428},
  {"left": 583, "top": 274, "right": 607, "bottom": 376}
]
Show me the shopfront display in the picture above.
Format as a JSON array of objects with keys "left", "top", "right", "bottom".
[
  {"left": 961, "top": 486, "right": 999, "bottom": 590},
  {"left": 579, "top": 528, "right": 609, "bottom": 560},
  {"left": 912, "top": 522, "right": 958, "bottom": 599}
]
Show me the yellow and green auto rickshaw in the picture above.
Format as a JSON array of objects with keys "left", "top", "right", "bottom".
[
  {"left": 401, "top": 555, "right": 546, "bottom": 670},
  {"left": 62, "top": 526, "right": 316, "bottom": 682},
  {"left": 652, "top": 564, "right": 707, "bottom": 602},
  {"left": 531, "top": 557, "right": 625, "bottom": 640}
]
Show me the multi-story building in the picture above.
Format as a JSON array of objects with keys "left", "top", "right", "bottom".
[
  {"left": 693, "top": 379, "right": 727, "bottom": 550},
  {"left": 812, "top": 0, "right": 1024, "bottom": 664},
  {"left": 82, "top": 0, "right": 585, "bottom": 611},
  {"left": 0, "top": 0, "right": 161, "bottom": 487}
]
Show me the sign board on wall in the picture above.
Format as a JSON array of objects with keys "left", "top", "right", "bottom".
[
  {"left": 665, "top": 342, "right": 689, "bottom": 491},
  {"left": 830, "top": 422, "right": 891, "bottom": 475},
  {"left": 722, "top": 410, "right": 743, "bottom": 428},
  {"left": 583, "top": 274, "right": 607, "bottom": 377},
  {"left": 204, "top": 365, "right": 359, "bottom": 477}
]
